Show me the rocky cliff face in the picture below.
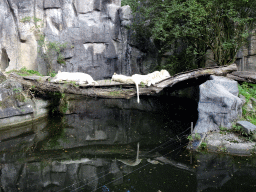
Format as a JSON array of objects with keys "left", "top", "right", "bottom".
[{"left": 0, "top": 0, "right": 155, "bottom": 79}]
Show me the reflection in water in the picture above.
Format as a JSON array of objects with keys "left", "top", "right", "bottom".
[
  {"left": 117, "top": 142, "right": 142, "bottom": 166},
  {"left": 0, "top": 97, "right": 256, "bottom": 191}
]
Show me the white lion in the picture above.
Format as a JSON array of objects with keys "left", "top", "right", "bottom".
[
  {"left": 52, "top": 71, "right": 98, "bottom": 85},
  {"left": 111, "top": 73, "right": 134, "bottom": 84},
  {"left": 111, "top": 70, "right": 171, "bottom": 103}
]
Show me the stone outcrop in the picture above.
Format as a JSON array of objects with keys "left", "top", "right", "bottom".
[
  {"left": 235, "top": 33, "right": 256, "bottom": 72},
  {"left": 0, "top": 0, "right": 156, "bottom": 79},
  {"left": 0, "top": 73, "right": 48, "bottom": 128},
  {"left": 193, "top": 75, "right": 243, "bottom": 133},
  {"left": 237, "top": 121, "right": 256, "bottom": 135}
]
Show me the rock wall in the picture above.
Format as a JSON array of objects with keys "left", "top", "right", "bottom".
[
  {"left": 205, "top": 33, "right": 256, "bottom": 71},
  {"left": 0, "top": 0, "right": 156, "bottom": 79},
  {"left": 235, "top": 35, "right": 256, "bottom": 72}
]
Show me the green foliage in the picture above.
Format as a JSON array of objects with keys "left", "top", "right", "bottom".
[
  {"left": 45, "top": 117, "right": 68, "bottom": 149},
  {"left": 37, "top": 35, "right": 67, "bottom": 73},
  {"left": 194, "top": 133, "right": 201, "bottom": 141},
  {"left": 59, "top": 94, "right": 68, "bottom": 114},
  {"left": 6, "top": 67, "right": 42, "bottom": 76},
  {"left": 46, "top": 41, "right": 67, "bottom": 65},
  {"left": 218, "top": 146, "right": 227, "bottom": 152},
  {"left": 70, "top": 81, "right": 79, "bottom": 87},
  {"left": 49, "top": 71, "right": 57, "bottom": 77},
  {"left": 47, "top": 92, "right": 68, "bottom": 116},
  {"left": 187, "top": 135, "right": 193, "bottom": 141},
  {"left": 109, "top": 90, "right": 122, "bottom": 96},
  {"left": 140, "top": 82, "right": 146, "bottom": 87},
  {"left": 33, "top": 17, "right": 42, "bottom": 23},
  {"left": 187, "top": 133, "right": 201, "bottom": 141},
  {"left": 20, "top": 16, "right": 31, "bottom": 23},
  {"left": 219, "top": 126, "right": 228, "bottom": 131},
  {"left": 20, "top": 16, "right": 42, "bottom": 23},
  {"left": 199, "top": 142, "right": 207, "bottom": 150},
  {"left": 231, "top": 124, "right": 243, "bottom": 133},
  {"left": 124, "top": 0, "right": 256, "bottom": 73},
  {"left": 238, "top": 82, "right": 256, "bottom": 125}
]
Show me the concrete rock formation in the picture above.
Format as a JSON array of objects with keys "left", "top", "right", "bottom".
[
  {"left": 0, "top": 74, "right": 48, "bottom": 127},
  {"left": 193, "top": 75, "right": 243, "bottom": 133},
  {"left": 0, "top": 0, "right": 156, "bottom": 79}
]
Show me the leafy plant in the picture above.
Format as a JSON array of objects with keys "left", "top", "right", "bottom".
[
  {"left": 47, "top": 41, "right": 67, "bottom": 64},
  {"left": 70, "top": 81, "right": 79, "bottom": 87},
  {"left": 6, "top": 67, "right": 42, "bottom": 76},
  {"left": 187, "top": 135, "right": 193, "bottom": 141},
  {"left": 140, "top": 82, "right": 146, "bottom": 88},
  {"left": 218, "top": 146, "right": 227, "bottom": 152},
  {"left": 187, "top": 133, "right": 201, "bottom": 141},
  {"left": 20, "top": 16, "right": 31, "bottom": 23},
  {"left": 199, "top": 142, "right": 207, "bottom": 150},
  {"left": 238, "top": 82, "right": 256, "bottom": 125},
  {"left": 38, "top": 37, "right": 68, "bottom": 73},
  {"left": 13, "top": 88, "right": 22, "bottom": 93},
  {"left": 124, "top": 0, "right": 256, "bottom": 73},
  {"left": 194, "top": 133, "right": 201, "bottom": 141},
  {"left": 50, "top": 71, "right": 57, "bottom": 77}
]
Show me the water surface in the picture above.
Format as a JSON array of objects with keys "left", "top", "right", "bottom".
[{"left": 0, "top": 96, "right": 255, "bottom": 192}]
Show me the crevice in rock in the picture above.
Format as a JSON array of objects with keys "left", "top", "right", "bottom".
[
  {"left": 5, "top": 0, "right": 22, "bottom": 42},
  {"left": 1, "top": 131, "right": 35, "bottom": 142},
  {"left": 72, "top": 0, "right": 78, "bottom": 17},
  {"left": 1, "top": 48, "right": 10, "bottom": 71},
  {"left": 15, "top": 164, "right": 25, "bottom": 191}
]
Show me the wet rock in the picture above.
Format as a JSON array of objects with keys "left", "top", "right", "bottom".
[
  {"left": 51, "top": 172, "right": 66, "bottom": 189},
  {"left": 18, "top": 162, "right": 43, "bottom": 191},
  {"left": 64, "top": 164, "right": 80, "bottom": 190},
  {"left": 78, "top": 165, "right": 98, "bottom": 191},
  {"left": 0, "top": 72, "right": 6, "bottom": 83},
  {"left": 52, "top": 161, "right": 67, "bottom": 172},
  {"left": 237, "top": 121, "right": 256, "bottom": 135},
  {"left": 110, "top": 161, "right": 123, "bottom": 185},
  {"left": 205, "top": 132, "right": 255, "bottom": 155},
  {"left": 194, "top": 75, "right": 242, "bottom": 133},
  {"left": 1, "top": 164, "right": 22, "bottom": 192},
  {"left": 41, "top": 164, "right": 51, "bottom": 188},
  {"left": 0, "top": 78, "right": 49, "bottom": 127}
]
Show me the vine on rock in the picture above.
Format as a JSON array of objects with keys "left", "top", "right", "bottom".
[{"left": 22, "top": 16, "right": 69, "bottom": 74}]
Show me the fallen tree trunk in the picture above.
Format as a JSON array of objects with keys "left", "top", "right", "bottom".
[
  {"left": 156, "top": 63, "right": 238, "bottom": 88},
  {"left": 227, "top": 71, "right": 256, "bottom": 83},
  {"left": 7, "top": 64, "right": 238, "bottom": 99}
]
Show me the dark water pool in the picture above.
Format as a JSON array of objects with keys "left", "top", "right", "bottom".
[{"left": 0, "top": 96, "right": 256, "bottom": 192}]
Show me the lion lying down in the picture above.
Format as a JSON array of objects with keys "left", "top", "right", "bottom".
[
  {"left": 52, "top": 71, "right": 99, "bottom": 85},
  {"left": 112, "top": 70, "right": 171, "bottom": 103}
]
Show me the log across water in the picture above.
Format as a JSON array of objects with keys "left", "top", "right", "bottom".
[{"left": 8, "top": 64, "right": 238, "bottom": 99}]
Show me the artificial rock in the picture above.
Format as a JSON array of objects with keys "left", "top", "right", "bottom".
[
  {"left": 193, "top": 75, "right": 243, "bottom": 133},
  {"left": 0, "top": 0, "right": 156, "bottom": 79}
]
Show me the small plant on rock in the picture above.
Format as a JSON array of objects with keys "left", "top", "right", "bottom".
[
  {"left": 199, "top": 142, "right": 207, "bottom": 150},
  {"left": 20, "top": 16, "right": 32, "bottom": 23},
  {"left": 194, "top": 133, "right": 201, "bottom": 141},
  {"left": 187, "top": 135, "right": 193, "bottom": 141}
]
